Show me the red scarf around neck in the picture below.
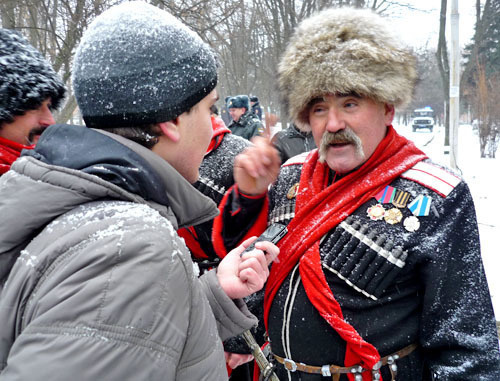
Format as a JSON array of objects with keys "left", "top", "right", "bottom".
[
  {"left": 0, "top": 136, "right": 34, "bottom": 175},
  {"left": 264, "top": 125, "right": 427, "bottom": 380}
]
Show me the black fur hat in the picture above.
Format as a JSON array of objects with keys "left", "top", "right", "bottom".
[
  {"left": 0, "top": 28, "right": 66, "bottom": 125},
  {"left": 227, "top": 95, "right": 250, "bottom": 110},
  {"left": 72, "top": 1, "right": 218, "bottom": 128}
]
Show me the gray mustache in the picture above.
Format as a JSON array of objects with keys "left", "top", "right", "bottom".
[{"left": 321, "top": 129, "right": 359, "bottom": 145}]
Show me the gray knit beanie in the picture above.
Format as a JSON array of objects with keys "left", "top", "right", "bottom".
[
  {"left": 278, "top": 8, "right": 417, "bottom": 131},
  {"left": 72, "top": 1, "right": 218, "bottom": 128},
  {"left": 0, "top": 28, "right": 66, "bottom": 125}
]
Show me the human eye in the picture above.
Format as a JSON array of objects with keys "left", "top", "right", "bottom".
[
  {"left": 344, "top": 100, "right": 358, "bottom": 109},
  {"left": 311, "top": 104, "right": 327, "bottom": 114}
]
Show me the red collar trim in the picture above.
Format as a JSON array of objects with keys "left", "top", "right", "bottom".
[{"left": 207, "top": 116, "right": 231, "bottom": 154}]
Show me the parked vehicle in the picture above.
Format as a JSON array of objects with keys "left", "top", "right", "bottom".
[{"left": 411, "top": 107, "right": 435, "bottom": 132}]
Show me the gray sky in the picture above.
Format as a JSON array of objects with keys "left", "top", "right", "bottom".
[{"left": 389, "top": 0, "right": 476, "bottom": 49}]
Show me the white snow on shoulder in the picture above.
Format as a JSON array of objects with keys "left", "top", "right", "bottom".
[{"left": 19, "top": 250, "right": 39, "bottom": 268}]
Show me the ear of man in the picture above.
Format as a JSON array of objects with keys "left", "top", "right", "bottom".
[
  {"left": 158, "top": 120, "right": 181, "bottom": 143},
  {"left": 384, "top": 103, "right": 395, "bottom": 126}
]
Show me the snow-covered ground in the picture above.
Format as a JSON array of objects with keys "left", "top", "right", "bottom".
[{"left": 394, "top": 122, "right": 500, "bottom": 320}]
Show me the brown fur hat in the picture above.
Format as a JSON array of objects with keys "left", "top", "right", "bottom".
[{"left": 278, "top": 7, "right": 417, "bottom": 131}]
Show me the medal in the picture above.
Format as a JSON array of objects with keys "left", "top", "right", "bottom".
[
  {"left": 408, "top": 194, "right": 432, "bottom": 217},
  {"left": 374, "top": 185, "right": 396, "bottom": 204},
  {"left": 404, "top": 215, "right": 420, "bottom": 232},
  {"left": 287, "top": 183, "right": 300, "bottom": 199},
  {"left": 384, "top": 208, "right": 403, "bottom": 225},
  {"left": 392, "top": 189, "right": 410, "bottom": 208},
  {"left": 367, "top": 204, "right": 386, "bottom": 220}
]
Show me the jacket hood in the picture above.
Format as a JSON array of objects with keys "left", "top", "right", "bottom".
[
  {"left": 28, "top": 124, "right": 172, "bottom": 205},
  {"left": 0, "top": 124, "right": 218, "bottom": 284}
]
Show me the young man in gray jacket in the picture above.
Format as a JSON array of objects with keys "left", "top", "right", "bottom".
[{"left": 0, "top": 2, "right": 278, "bottom": 380}]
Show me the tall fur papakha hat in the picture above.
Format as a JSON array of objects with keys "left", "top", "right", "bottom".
[
  {"left": 73, "top": 1, "right": 218, "bottom": 128},
  {"left": 0, "top": 28, "right": 66, "bottom": 125},
  {"left": 278, "top": 7, "right": 417, "bottom": 131}
]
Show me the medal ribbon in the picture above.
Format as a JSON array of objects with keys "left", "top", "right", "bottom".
[{"left": 264, "top": 125, "right": 427, "bottom": 380}]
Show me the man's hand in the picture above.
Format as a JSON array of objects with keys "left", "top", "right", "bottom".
[
  {"left": 234, "top": 136, "right": 281, "bottom": 195},
  {"left": 224, "top": 352, "right": 254, "bottom": 369},
  {"left": 217, "top": 237, "right": 279, "bottom": 299}
]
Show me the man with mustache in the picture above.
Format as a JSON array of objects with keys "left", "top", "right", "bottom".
[
  {"left": 0, "top": 28, "right": 66, "bottom": 176},
  {"left": 213, "top": 7, "right": 500, "bottom": 381}
]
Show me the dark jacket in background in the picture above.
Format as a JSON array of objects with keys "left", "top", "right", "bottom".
[
  {"left": 271, "top": 124, "right": 316, "bottom": 164},
  {"left": 228, "top": 112, "right": 263, "bottom": 140},
  {"left": 251, "top": 101, "right": 263, "bottom": 121}
]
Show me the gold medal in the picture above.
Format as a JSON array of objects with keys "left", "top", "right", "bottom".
[
  {"left": 287, "top": 183, "right": 300, "bottom": 199},
  {"left": 367, "top": 204, "right": 386, "bottom": 221},
  {"left": 384, "top": 208, "right": 403, "bottom": 225}
]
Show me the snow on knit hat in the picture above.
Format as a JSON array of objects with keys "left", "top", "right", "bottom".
[
  {"left": 227, "top": 95, "right": 250, "bottom": 110},
  {"left": 72, "top": 1, "right": 218, "bottom": 128},
  {"left": 0, "top": 28, "right": 66, "bottom": 125},
  {"left": 278, "top": 7, "right": 417, "bottom": 131}
]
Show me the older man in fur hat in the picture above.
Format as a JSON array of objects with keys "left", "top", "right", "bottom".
[
  {"left": 0, "top": 2, "right": 278, "bottom": 380},
  {"left": 212, "top": 7, "right": 500, "bottom": 381},
  {"left": 0, "top": 29, "right": 66, "bottom": 175}
]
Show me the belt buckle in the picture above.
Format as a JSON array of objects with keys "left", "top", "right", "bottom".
[
  {"left": 283, "top": 358, "right": 297, "bottom": 372},
  {"left": 321, "top": 365, "right": 332, "bottom": 377}
]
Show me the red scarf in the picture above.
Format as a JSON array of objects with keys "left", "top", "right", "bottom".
[
  {"left": 207, "top": 115, "right": 231, "bottom": 154},
  {"left": 0, "top": 136, "right": 34, "bottom": 175},
  {"left": 264, "top": 126, "right": 427, "bottom": 380}
]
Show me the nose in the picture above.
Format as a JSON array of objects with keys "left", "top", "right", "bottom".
[
  {"left": 40, "top": 104, "right": 55, "bottom": 127},
  {"left": 325, "top": 109, "right": 345, "bottom": 133}
]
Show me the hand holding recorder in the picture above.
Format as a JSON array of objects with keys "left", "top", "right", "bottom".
[{"left": 216, "top": 223, "right": 287, "bottom": 299}]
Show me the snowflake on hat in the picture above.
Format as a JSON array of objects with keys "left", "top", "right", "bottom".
[{"left": 0, "top": 28, "right": 66, "bottom": 125}]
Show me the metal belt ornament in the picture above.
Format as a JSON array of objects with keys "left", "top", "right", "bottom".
[{"left": 367, "top": 185, "right": 431, "bottom": 232}]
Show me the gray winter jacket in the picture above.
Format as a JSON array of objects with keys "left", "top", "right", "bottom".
[{"left": 0, "top": 124, "right": 257, "bottom": 380}]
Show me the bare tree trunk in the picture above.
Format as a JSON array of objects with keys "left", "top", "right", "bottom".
[
  {"left": 0, "top": 0, "right": 16, "bottom": 28},
  {"left": 436, "top": 0, "right": 450, "bottom": 146}
]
